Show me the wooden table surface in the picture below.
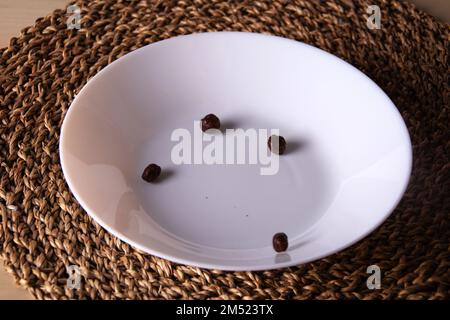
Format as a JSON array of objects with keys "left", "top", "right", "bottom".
[{"left": 0, "top": 0, "right": 448, "bottom": 300}]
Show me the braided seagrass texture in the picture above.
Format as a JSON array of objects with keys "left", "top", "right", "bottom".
[{"left": 0, "top": 0, "right": 449, "bottom": 299}]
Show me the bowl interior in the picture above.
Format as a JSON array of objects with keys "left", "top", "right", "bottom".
[{"left": 60, "top": 32, "right": 412, "bottom": 270}]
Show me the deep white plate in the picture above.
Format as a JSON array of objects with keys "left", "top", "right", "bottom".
[{"left": 60, "top": 32, "right": 412, "bottom": 271}]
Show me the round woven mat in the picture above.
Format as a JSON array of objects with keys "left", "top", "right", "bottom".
[{"left": 0, "top": 0, "right": 449, "bottom": 300}]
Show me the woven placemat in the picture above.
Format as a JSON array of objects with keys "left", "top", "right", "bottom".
[{"left": 0, "top": 0, "right": 449, "bottom": 300}]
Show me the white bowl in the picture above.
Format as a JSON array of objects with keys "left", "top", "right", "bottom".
[{"left": 60, "top": 32, "right": 412, "bottom": 271}]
